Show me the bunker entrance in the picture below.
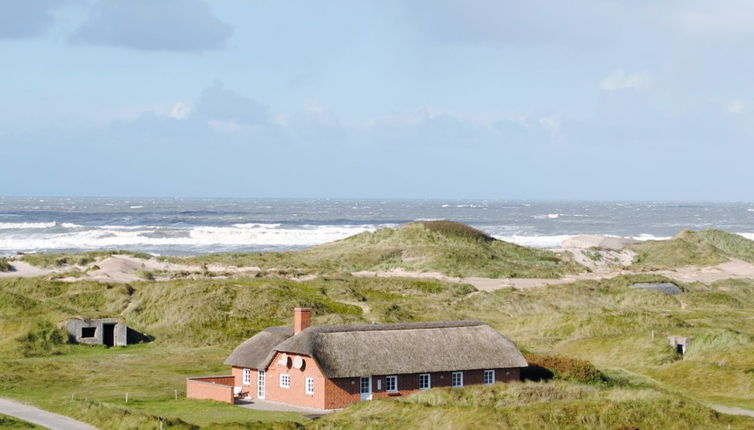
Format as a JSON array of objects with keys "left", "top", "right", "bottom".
[
  {"left": 676, "top": 344, "right": 684, "bottom": 355},
  {"left": 103, "top": 323, "right": 115, "bottom": 347}
]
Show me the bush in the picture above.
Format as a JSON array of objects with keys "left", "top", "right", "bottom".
[
  {"left": 0, "top": 258, "right": 12, "bottom": 272},
  {"left": 523, "top": 353, "right": 606, "bottom": 384},
  {"left": 16, "top": 321, "right": 70, "bottom": 357}
]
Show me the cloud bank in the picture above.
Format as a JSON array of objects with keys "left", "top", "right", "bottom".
[{"left": 72, "top": 0, "right": 232, "bottom": 51}]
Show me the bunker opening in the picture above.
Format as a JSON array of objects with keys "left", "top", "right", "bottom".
[
  {"left": 103, "top": 323, "right": 116, "bottom": 347},
  {"left": 81, "top": 327, "right": 96, "bottom": 338}
]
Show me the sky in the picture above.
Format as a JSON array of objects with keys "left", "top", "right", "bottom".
[{"left": 2, "top": 0, "right": 754, "bottom": 200}]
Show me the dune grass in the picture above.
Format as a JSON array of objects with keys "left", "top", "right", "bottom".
[
  {"left": 0, "top": 258, "right": 12, "bottom": 273},
  {"left": 1, "top": 270, "right": 753, "bottom": 428},
  {"left": 314, "top": 381, "right": 753, "bottom": 430},
  {"left": 171, "top": 221, "right": 583, "bottom": 278},
  {"left": 630, "top": 229, "right": 754, "bottom": 269},
  {"left": 19, "top": 250, "right": 152, "bottom": 268}
]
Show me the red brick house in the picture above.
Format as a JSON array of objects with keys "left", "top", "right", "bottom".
[{"left": 187, "top": 308, "right": 527, "bottom": 409}]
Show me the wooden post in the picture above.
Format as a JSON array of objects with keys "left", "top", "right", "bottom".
[
  {"left": 174, "top": 390, "right": 178, "bottom": 400},
  {"left": 125, "top": 392, "right": 128, "bottom": 403}
]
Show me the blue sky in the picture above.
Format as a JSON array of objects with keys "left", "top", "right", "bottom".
[{"left": 2, "top": 0, "right": 754, "bottom": 200}]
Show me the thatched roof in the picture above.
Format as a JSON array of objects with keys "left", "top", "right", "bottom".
[
  {"left": 226, "top": 321, "right": 527, "bottom": 378},
  {"left": 224, "top": 326, "right": 293, "bottom": 368}
]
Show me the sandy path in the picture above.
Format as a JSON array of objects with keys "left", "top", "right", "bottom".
[
  {"left": 353, "top": 259, "right": 754, "bottom": 291},
  {"left": 3, "top": 253, "right": 754, "bottom": 290},
  {"left": 708, "top": 404, "right": 754, "bottom": 418}
]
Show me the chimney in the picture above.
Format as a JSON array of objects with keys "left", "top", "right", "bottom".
[{"left": 294, "top": 307, "right": 311, "bottom": 334}]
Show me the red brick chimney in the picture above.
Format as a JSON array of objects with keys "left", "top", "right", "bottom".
[{"left": 294, "top": 307, "right": 311, "bottom": 334}]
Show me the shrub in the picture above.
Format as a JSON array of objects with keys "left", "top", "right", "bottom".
[
  {"left": 16, "top": 321, "right": 70, "bottom": 357},
  {"left": 0, "top": 258, "right": 12, "bottom": 272},
  {"left": 523, "top": 353, "right": 606, "bottom": 384}
]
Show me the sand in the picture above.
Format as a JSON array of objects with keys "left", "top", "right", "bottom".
[{"left": 3, "top": 234, "right": 754, "bottom": 289}]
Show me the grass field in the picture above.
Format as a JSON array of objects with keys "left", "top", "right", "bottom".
[{"left": 1, "top": 271, "right": 753, "bottom": 428}]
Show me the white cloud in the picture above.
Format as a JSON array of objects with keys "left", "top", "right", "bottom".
[
  {"left": 169, "top": 102, "right": 192, "bottom": 120},
  {"left": 539, "top": 114, "right": 563, "bottom": 143},
  {"left": 728, "top": 99, "right": 746, "bottom": 114},
  {"left": 600, "top": 70, "right": 652, "bottom": 91}
]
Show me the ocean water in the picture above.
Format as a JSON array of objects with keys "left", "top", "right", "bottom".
[{"left": 1, "top": 197, "right": 753, "bottom": 255}]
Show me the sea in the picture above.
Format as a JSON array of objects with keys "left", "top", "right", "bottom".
[{"left": 1, "top": 197, "right": 754, "bottom": 256}]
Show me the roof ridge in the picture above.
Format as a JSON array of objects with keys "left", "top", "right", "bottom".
[{"left": 304, "top": 320, "right": 484, "bottom": 334}]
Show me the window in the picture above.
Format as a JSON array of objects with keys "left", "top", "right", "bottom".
[
  {"left": 305, "top": 377, "right": 314, "bottom": 394},
  {"left": 242, "top": 368, "right": 251, "bottom": 385},
  {"left": 81, "top": 327, "right": 96, "bottom": 338},
  {"left": 419, "top": 373, "right": 431, "bottom": 390},
  {"left": 386, "top": 375, "right": 398, "bottom": 392},
  {"left": 484, "top": 370, "right": 495, "bottom": 385},
  {"left": 280, "top": 373, "right": 290, "bottom": 389},
  {"left": 452, "top": 372, "right": 463, "bottom": 388}
]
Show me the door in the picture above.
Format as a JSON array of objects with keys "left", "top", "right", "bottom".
[
  {"left": 102, "top": 324, "right": 115, "bottom": 347},
  {"left": 360, "top": 376, "right": 372, "bottom": 401},
  {"left": 257, "top": 370, "right": 265, "bottom": 399}
]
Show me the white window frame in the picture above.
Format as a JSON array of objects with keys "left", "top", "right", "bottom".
[
  {"left": 484, "top": 369, "right": 495, "bottom": 385},
  {"left": 257, "top": 370, "right": 265, "bottom": 399},
  {"left": 419, "top": 373, "right": 431, "bottom": 390},
  {"left": 452, "top": 371, "right": 463, "bottom": 388},
  {"left": 280, "top": 373, "right": 290, "bottom": 389},
  {"left": 385, "top": 375, "right": 398, "bottom": 392},
  {"left": 242, "top": 368, "right": 251, "bottom": 385},
  {"left": 305, "top": 377, "right": 314, "bottom": 394}
]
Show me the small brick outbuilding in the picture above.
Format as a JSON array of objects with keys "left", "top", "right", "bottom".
[{"left": 187, "top": 308, "right": 528, "bottom": 409}]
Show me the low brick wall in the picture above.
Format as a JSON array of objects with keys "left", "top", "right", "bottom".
[{"left": 186, "top": 376, "right": 235, "bottom": 404}]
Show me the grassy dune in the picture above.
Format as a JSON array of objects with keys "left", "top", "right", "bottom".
[
  {"left": 314, "top": 382, "right": 753, "bottom": 430},
  {"left": 1, "top": 271, "right": 754, "bottom": 428},
  {"left": 630, "top": 229, "right": 754, "bottom": 269},
  {"left": 174, "top": 221, "right": 583, "bottom": 278}
]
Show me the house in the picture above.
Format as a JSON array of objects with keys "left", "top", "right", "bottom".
[
  {"left": 64, "top": 317, "right": 150, "bottom": 347},
  {"left": 187, "top": 308, "right": 528, "bottom": 409}
]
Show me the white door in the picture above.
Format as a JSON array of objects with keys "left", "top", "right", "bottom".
[
  {"left": 360, "top": 376, "right": 372, "bottom": 401},
  {"left": 257, "top": 370, "right": 265, "bottom": 399}
]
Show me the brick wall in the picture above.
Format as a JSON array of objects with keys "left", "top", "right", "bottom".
[
  {"left": 324, "top": 367, "right": 522, "bottom": 409},
  {"left": 186, "top": 376, "right": 234, "bottom": 404},
  {"left": 263, "top": 351, "right": 328, "bottom": 409},
  {"left": 232, "top": 366, "right": 255, "bottom": 397}
]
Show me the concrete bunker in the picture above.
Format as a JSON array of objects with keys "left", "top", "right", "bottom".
[
  {"left": 668, "top": 335, "right": 689, "bottom": 356},
  {"left": 64, "top": 317, "right": 151, "bottom": 347}
]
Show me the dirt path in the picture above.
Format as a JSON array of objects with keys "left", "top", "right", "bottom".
[{"left": 0, "top": 397, "right": 97, "bottom": 430}]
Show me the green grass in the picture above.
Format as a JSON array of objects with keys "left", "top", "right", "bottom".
[
  {"left": 1, "top": 264, "right": 754, "bottom": 428},
  {"left": 173, "top": 221, "right": 584, "bottom": 278},
  {"left": 314, "top": 381, "right": 754, "bottom": 430},
  {"left": 0, "top": 414, "right": 42, "bottom": 429},
  {"left": 630, "top": 229, "right": 754, "bottom": 269}
]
